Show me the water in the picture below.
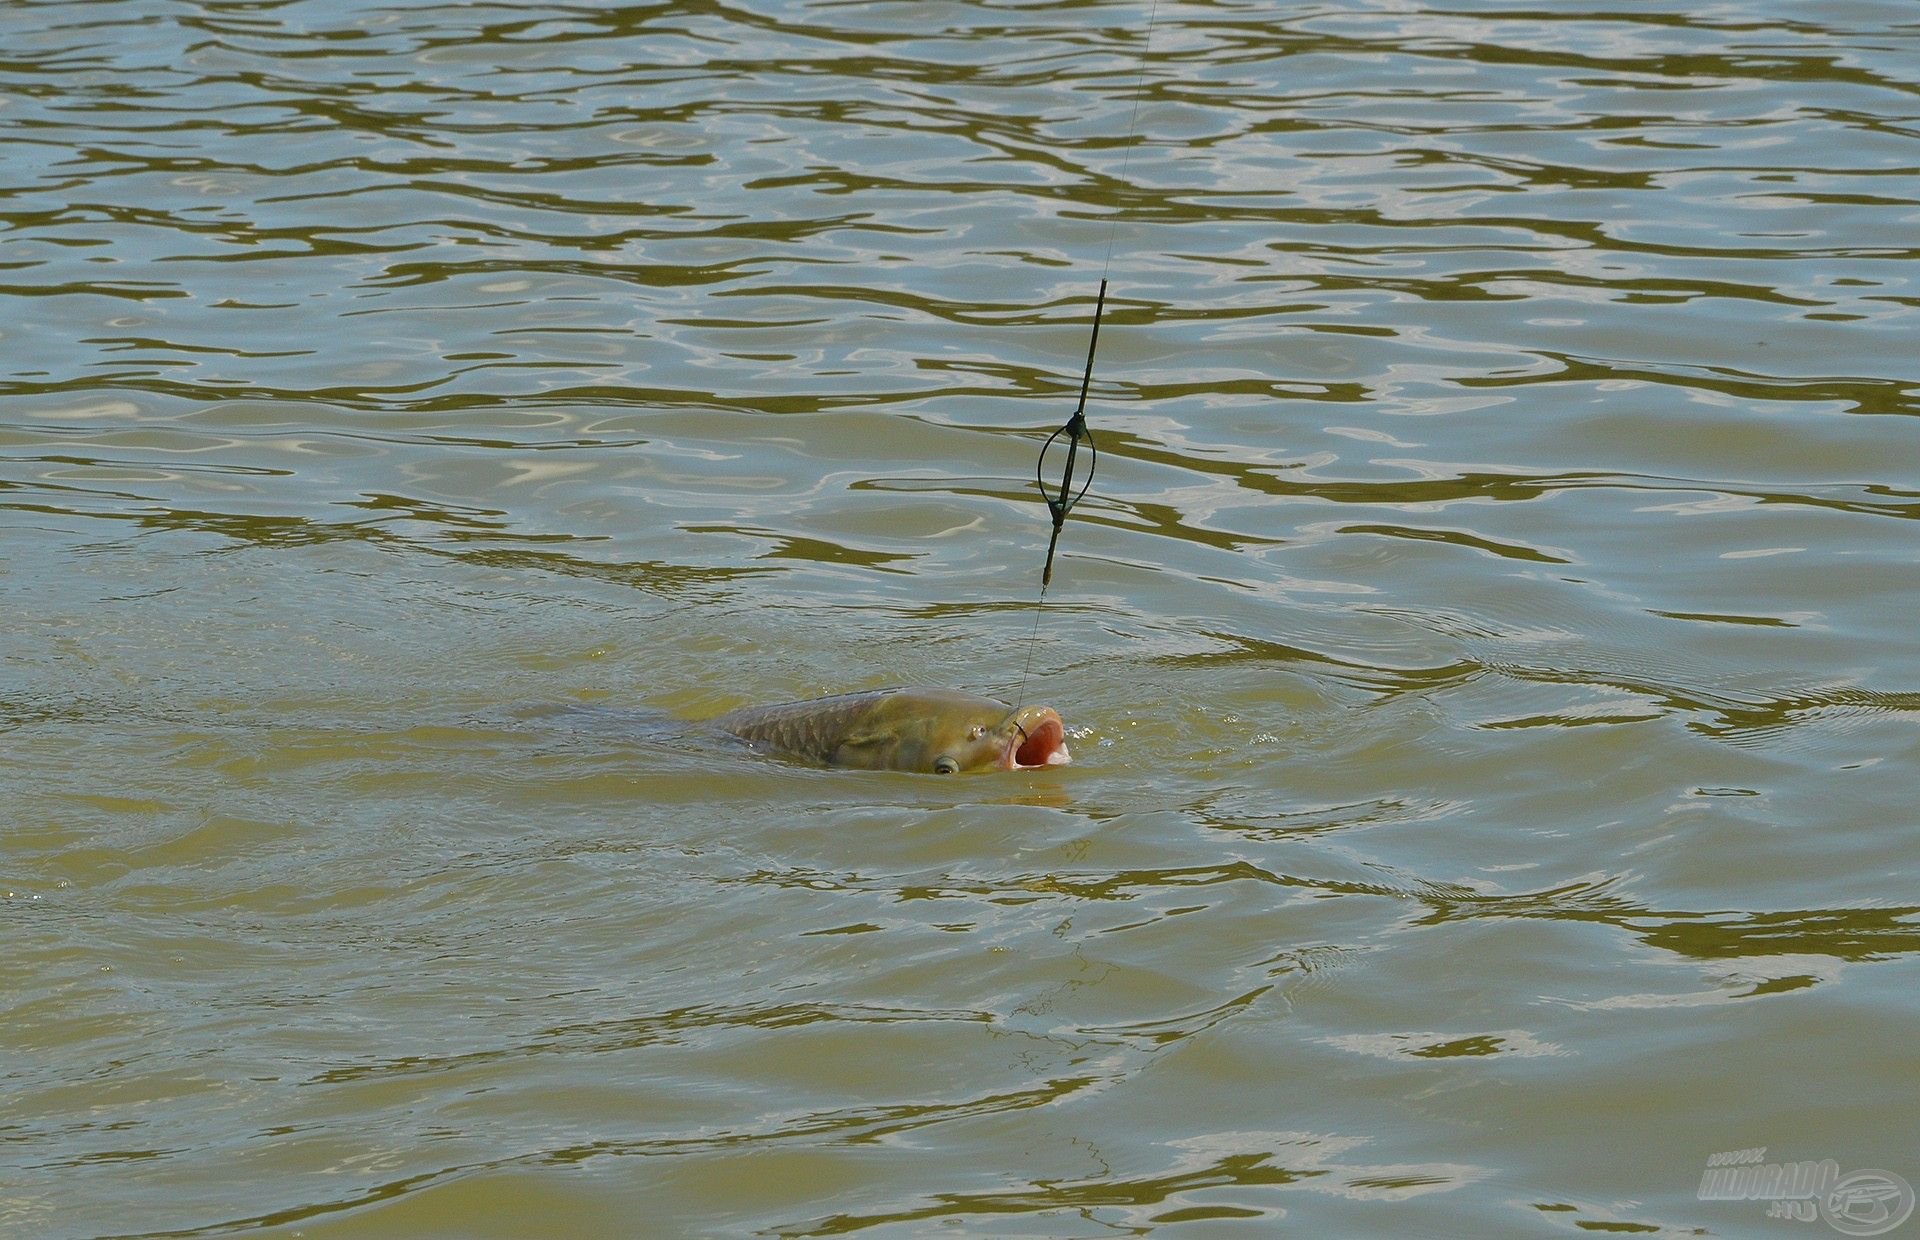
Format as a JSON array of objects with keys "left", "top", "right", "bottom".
[{"left": 5, "top": 1, "right": 1918, "bottom": 1235}]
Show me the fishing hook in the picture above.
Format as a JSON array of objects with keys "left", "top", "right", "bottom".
[{"left": 1035, "top": 278, "right": 1106, "bottom": 588}]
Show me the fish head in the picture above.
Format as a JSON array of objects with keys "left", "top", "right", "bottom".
[
  {"left": 831, "top": 690, "right": 1072, "bottom": 774},
  {"left": 913, "top": 696, "right": 1071, "bottom": 774}
]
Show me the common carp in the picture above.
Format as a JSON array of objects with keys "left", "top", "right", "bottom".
[{"left": 711, "top": 687, "right": 1071, "bottom": 774}]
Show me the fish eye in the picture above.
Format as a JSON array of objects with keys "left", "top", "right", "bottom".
[{"left": 933, "top": 756, "right": 960, "bottom": 775}]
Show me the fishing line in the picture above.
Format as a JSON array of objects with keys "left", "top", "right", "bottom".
[
  {"left": 1102, "top": 0, "right": 1163, "bottom": 282},
  {"left": 1011, "top": 0, "right": 1161, "bottom": 709}
]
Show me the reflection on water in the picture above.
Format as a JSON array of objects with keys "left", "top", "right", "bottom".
[{"left": 5, "top": 0, "right": 1919, "bottom": 1235}]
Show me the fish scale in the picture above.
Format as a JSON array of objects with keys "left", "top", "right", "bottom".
[{"left": 723, "top": 691, "right": 882, "bottom": 758}]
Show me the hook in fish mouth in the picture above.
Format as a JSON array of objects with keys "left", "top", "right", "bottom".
[{"left": 1004, "top": 707, "right": 1070, "bottom": 769}]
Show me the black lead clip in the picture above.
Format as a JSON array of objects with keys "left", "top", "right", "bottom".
[{"left": 1035, "top": 278, "right": 1106, "bottom": 588}]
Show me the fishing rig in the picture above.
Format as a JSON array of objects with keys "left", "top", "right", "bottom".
[
  {"left": 1035, "top": 277, "right": 1106, "bottom": 591},
  {"left": 1012, "top": 0, "right": 1159, "bottom": 706}
]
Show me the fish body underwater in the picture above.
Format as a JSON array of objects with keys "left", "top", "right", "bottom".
[{"left": 711, "top": 687, "right": 1071, "bottom": 774}]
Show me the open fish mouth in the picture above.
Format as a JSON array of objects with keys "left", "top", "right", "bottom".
[{"left": 1005, "top": 708, "right": 1071, "bottom": 769}]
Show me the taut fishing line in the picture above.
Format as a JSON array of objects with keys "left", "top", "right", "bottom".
[{"left": 1011, "top": 0, "right": 1162, "bottom": 709}]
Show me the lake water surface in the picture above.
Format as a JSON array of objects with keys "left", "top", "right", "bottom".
[{"left": 4, "top": 1, "right": 1918, "bottom": 1236}]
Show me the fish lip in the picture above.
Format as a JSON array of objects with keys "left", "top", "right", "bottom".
[{"left": 1004, "top": 707, "right": 1070, "bottom": 769}]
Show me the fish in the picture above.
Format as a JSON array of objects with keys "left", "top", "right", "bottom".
[{"left": 710, "top": 686, "right": 1071, "bottom": 774}]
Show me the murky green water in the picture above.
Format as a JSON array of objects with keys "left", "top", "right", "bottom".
[{"left": 6, "top": 1, "right": 1918, "bottom": 1236}]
